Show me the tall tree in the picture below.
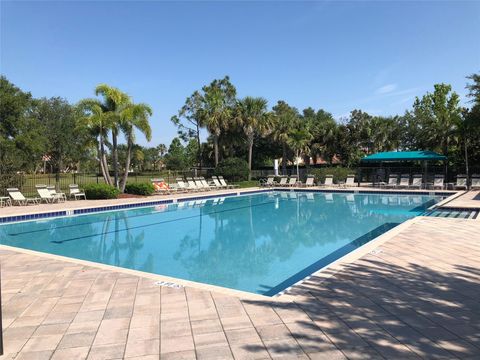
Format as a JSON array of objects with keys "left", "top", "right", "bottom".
[
  {"left": 94, "top": 84, "right": 132, "bottom": 188},
  {"left": 119, "top": 103, "right": 153, "bottom": 191},
  {"left": 286, "top": 123, "right": 313, "bottom": 176},
  {"left": 235, "top": 97, "right": 271, "bottom": 180},
  {"left": 199, "top": 76, "right": 237, "bottom": 166},
  {"left": 271, "top": 101, "right": 298, "bottom": 174},
  {"left": 171, "top": 91, "right": 204, "bottom": 168}
]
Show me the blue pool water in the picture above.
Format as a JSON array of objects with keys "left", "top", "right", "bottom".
[{"left": 0, "top": 191, "right": 442, "bottom": 295}]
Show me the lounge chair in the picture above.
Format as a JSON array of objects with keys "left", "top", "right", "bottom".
[
  {"left": 304, "top": 175, "right": 315, "bottom": 187},
  {"left": 200, "top": 177, "right": 215, "bottom": 191},
  {"left": 47, "top": 185, "right": 66, "bottom": 202},
  {"left": 36, "top": 185, "right": 62, "bottom": 203},
  {"left": 454, "top": 175, "right": 467, "bottom": 190},
  {"left": 174, "top": 178, "right": 194, "bottom": 192},
  {"left": 471, "top": 175, "right": 480, "bottom": 190},
  {"left": 7, "top": 188, "right": 40, "bottom": 205},
  {"left": 218, "top": 176, "right": 238, "bottom": 189},
  {"left": 340, "top": 175, "right": 356, "bottom": 188},
  {"left": 319, "top": 175, "right": 334, "bottom": 187},
  {"left": 211, "top": 176, "right": 226, "bottom": 189},
  {"left": 409, "top": 175, "right": 423, "bottom": 189},
  {"left": 432, "top": 175, "right": 444, "bottom": 190},
  {"left": 186, "top": 177, "right": 201, "bottom": 192},
  {"left": 69, "top": 184, "right": 86, "bottom": 200},
  {"left": 278, "top": 176, "right": 288, "bottom": 187},
  {"left": 260, "top": 175, "right": 276, "bottom": 187},
  {"left": 286, "top": 176, "right": 298, "bottom": 187},
  {"left": 384, "top": 174, "right": 399, "bottom": 188},
  {"left": 151, "top": 178, "right": 178, "bottom": 194},
  {"left": 398, "top": 174, "right": 410, "bottom": 189}
]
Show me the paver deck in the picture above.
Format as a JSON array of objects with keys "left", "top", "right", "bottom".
[
  {"left": 443, "top": 190, "right": 480, "bottom": 209},
  {"left": 1, "top": 216, "right": 479, "bottom": 359}
]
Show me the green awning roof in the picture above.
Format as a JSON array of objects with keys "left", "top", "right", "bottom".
[{"left": 361, "top": 151, "right": 447, "bottom": 162}]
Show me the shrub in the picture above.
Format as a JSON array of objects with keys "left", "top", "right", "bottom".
[
  {"left": 309, "top": 167, "right": 356, "bottom": 184},
  {"left": 215, "top": 157, "right": 249, "bottom": 182},
  {"left": 125, "top": 182, "right": 155, "bottom": 196},
  {"left": 84, "top": 183, "right": 120, "bottom": 199}
]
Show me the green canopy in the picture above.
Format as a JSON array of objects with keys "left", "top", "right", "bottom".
[{"left": 361, "top": 151, "right": 446, "bottom": 162}]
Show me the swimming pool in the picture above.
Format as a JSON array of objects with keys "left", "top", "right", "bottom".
[{"left": 0, "top": 191, "right": 443, "bottom": 295}]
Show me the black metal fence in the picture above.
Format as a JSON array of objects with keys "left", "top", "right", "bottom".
[{"left": 0, "top": 169, "right": 216, "bottom": 197}]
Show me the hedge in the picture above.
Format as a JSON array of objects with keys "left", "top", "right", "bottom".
[
  {"left": 84, "top": 183, "right": 120, "bottom": 199},
  {"left": 215, "top": 157, "right": 249, "bottom": 182},
  {"left": 124, "top": 182, "right": 155, "bottom": 196}
]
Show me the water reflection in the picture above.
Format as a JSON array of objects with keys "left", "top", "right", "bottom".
[{"left": 0, "top": 192, "right": 440, "bottom": 294}]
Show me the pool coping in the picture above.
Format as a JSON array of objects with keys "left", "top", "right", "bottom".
[{"left": 0, "top": 189, "right": 463, "bottom": 301}]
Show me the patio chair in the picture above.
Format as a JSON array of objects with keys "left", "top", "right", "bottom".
[
  {"left": 36, "top": 185, "right": 61, "bottom": 203},
  {"left": 174, "top": 178, "right": 194, "bottom": 192},
  {"left": 278, "top": 176, "right": 288, "bottom": 187},
  {"left": 200, "top": 177, "right": 215, "bottom": 191},
  {"left": 69, "top": 184, "right": 86, "bottom": 200},
  {"left": 340, "top": 175, "right": 356, "bottom": 188},
  {"left": 304, "top": 175, "right": 315, "bottom": 187},
  {"left": 433, "top": 175, "right": 444, "bottom": 190},
  {"left": 47, "top": 185, "right": 66, "bottom": 202},
  {"left": 384, "top": 174, "right": 399, "bottom": 188},
  {"left": 409, "top": 175, "right": 423, "bottom": 189},
  {"left": 211, "top": 176, "right": 226, "bottom": 189},
  {"left": 186, "top": 177, "right": 201, "bottom": 192},
  {"left": 398, "top": 174, "right": 410, "bottom": 188},
  {"left": 218, "top": 176, "right": 239, "bottom": 189},
  {"left": 260, "top": 175, "right": 276, "bottom": 187},
  {"left": 319, "top": 175, "right": 334, "bottom": 187},
  {"left": 7, "top": 188, "right": 40, "bottom": 205},
  {"left": 286, "top": 176, "right": 298, "bottom": 187},
  {"left": 471, "top": 175, "right": 480, "bottom": 190},
  {"left": 454, "top": 175, "right": 467, "bottom": 190}
]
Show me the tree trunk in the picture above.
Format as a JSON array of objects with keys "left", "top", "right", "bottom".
[
  {"left": 196, "top": 124, "right": 202, "bottom": 170},
  {"left": 99, "top": 136, "right": 112, "bottom": 185},
  {"left": 296, "top": 150, "right": 300, "bottom": 176},
  {"left": 120, "top": 140, "right": 132, "bottom": 192},
  {"left": 248, "top": 135, "right": 254, "bottom": 181},
  {"left": 214, "top": 135, "right": 219, "bottom": 167},
  {"left": 282, "top": 143, "right": 287, "bottom": 175},
  {"left": 112, "top": 130, "right": 119, "bottom": 188}
]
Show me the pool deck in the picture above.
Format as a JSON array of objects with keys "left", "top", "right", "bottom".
[{"left": 1, "top": 189, "right": 480, "bottom": 359}]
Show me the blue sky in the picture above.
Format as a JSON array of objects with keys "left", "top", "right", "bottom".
[{"left": 1, "top": 1, "right": 479, "bottom": 147}]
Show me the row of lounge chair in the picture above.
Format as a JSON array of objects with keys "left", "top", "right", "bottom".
[
  {"left": 151, "top": 176, "right": 239, "bottom": 194},
  {"left": 380, "top": 174, "right": 480, "bottom": 190},
  {"left": 5, "top": 184, "right": 86, "bottom": 206},
  {"left": 260, "top": 175, "right": 356, "bottom": 187}
]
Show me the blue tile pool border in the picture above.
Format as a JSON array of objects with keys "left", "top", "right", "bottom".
[{"left": 0, "top": 188, "right": 457, "bottom": 224}]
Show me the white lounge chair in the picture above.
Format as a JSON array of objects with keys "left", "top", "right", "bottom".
[
  {"left": 433, "top": 175, "right": 444, "bottom": 190},
  {"left": 398, "top": 175, "right": 410, "bottom": 188},
  {"left": 278, "top": 176, "right": 288, "bottom": 187},
  {"left": 200, "top": 177, "right": 215, "bottom": 191},
  {"left": 211, "top": 176, "right": 226, "bottom": 189},
  {"left": 186, "top": 177, "right": 201, "bottom": 192},
  {"left": 409, "top": 175, "right": 423, "bottom": 189},
  {"left": 340, "top": 175, "right": 356, "bottom": 188},
  {"left": 36, "top": 185, "right": 61, "bottom": 203},
  {"left": 286, "top": 176, "right": 298, "bottom": 187},
  {"left": 218, "top": 176, "right": 238, "bottom": 189},
  {"left": 320, "top": 175, "right": 334, "bottom": 187},
  {"left": 304, "top": 176, "right": 315, "bottom": 187},
  {"left": 471, "top": 175, "right": 480, "bottom": 190},
  {"left": 69, "top": 184, "right": 86, "bottom": 200},
  {"left": 454, "top": 175, "right": 467, "bottom": 190},
  {"left": 384, "top": 174, "right": 399, "bottom": 188},
  {"left": 7, "top": 188, "right": 40, "bottom": 205},
  {"left": 47, "top": 185, "right": 66, "bottom": 202},
  {"left": 260, "top": 175, "right": 276, "bottom": 187}
]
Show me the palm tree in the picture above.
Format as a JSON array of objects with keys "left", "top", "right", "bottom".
[
  {"left": 119, "top": 103, "right": 153, "bottom": 191},
  {"left": 272, "top": 101, "right": 298, "bottom": 174},
  {"left": 94, "top": 84, "right": 131, "bottom": 188},
  {"left": 287, "top": 125, "right": 313, "bottom": 176},
  {"left": 235, "top": 97, "right": 271, "bottom": 180},
  {"left": 77, "top": 99, "right": 113, "bottom": 185}
]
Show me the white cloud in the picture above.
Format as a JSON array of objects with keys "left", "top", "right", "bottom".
[{"left": 376, "top": 83, "right": 398, "bottom": 95}]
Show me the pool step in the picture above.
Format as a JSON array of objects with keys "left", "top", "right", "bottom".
[{"left": 426, "top": 208, "right": 479, "bottom": 219}]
